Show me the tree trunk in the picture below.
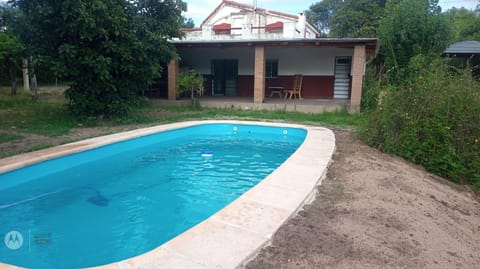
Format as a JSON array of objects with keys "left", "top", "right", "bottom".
[
  {"left": 30, "top": 74, "right": 38, "bottom": 101},
  {"left": 29, "top": 57, "right": 39, "bottom": 101},
  {"left": 9, "top": 67, "right": 18, "bottom": 96},
  {"left": 22, "top": 58, "right": 30, "bottom": 92}
]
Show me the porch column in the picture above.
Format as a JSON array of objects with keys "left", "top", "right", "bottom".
[
  {"left": 253, "top": 46, "right": 265, "bottom": 103},
  {"left": 168, "top": 58, "right": 179, "bottom": 100},
  {"left": 350, "top": 44, "right": 366, "bottom": 113}
]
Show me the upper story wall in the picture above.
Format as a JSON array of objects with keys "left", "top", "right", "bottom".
[{"left": 180, "top": 0, "right": 319, "bottom": 41}]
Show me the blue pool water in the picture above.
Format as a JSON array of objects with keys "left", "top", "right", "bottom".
[{"left": 0, "top": 123, "right": 306, "bottom": 268}]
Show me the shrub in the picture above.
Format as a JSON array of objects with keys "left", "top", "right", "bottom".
[
  {"left": 360, "top": 67, "right": 381, "bottom": 112},
  {"left": 176, "top": 69, "right": 204, "bottom": 107},
  {"left": 360, "top": 56, "right": 480, "bottom": 191},
  {"left": 13, "top": 0, "right": 185, "bottom": 118}
]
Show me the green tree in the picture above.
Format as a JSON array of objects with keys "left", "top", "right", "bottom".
[
  {"left": 1, "top": 5, "right": 24, "bottom": 95},
  {"left": 10, "top": 0, "right": 186, "bottom": 117},
  {"left": 182, "top": 17, "right": 195, "bottom": 28},
  {"left": 307, "top": 0, "right": 387, "bottom": 37},
  {"left": 0, "top": 32, "right": 23, "bottom": 95},
  {"left": 379, "top": 0, "right": 453, "bottom": 82},
  {"left": 446, "top": 7, "right": 480, "bottom": 41},
  {"left": 177, "top": 69, "right": 204, "bottom": 106},
  {"left": 330, "top": 0, "right": 386, "bottom": 37},
  {"left": 306, "top": 0, "right": 344, "bottom": 36},
  {"left": 1, "top": 4, "right": 39, "bottom": 98},
  {"left": 0, "top": 5, "right": 5, "bottom": 31}
]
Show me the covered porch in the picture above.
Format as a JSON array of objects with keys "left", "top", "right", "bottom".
[{"left": 167, "top": 38, "right": 378, "bottom": 113}]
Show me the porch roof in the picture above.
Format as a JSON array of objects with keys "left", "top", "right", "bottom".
[
  {"left": 171, "top": 38, "right": 379, "bottom": 56},
  {"left": 442, "top": 40, "right": 480, "bottom": 57}
]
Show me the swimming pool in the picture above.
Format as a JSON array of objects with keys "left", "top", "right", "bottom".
[{"left": 0, "top": 123, "right": 307, "bottom": 268}]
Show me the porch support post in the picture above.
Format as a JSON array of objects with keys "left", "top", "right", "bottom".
[
  {"left": 254, "top": 46, "right": 265, "bottom": 103},
  {"left": 350, "top": 44, "right": 366, "bottom": 113},
  {"left": 168, "top": 57, "right": 179, "bottom": 100}
]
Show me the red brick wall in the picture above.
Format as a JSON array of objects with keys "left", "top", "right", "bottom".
[
  {"left": 301, "top": 76, "right": 334, "bottom": 98},
  {"left": 238, "top": 76, "right": 254, "bottom": 97},
  {"left": 267, "top": 75, "right": 335, "bottom": 98},
  {"left": 202, "top": 75, "right": 336, "bottom": 98}
]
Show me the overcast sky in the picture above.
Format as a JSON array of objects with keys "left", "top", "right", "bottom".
[{"left": 185, "top": 0, "right": 480, "bottom": 26}]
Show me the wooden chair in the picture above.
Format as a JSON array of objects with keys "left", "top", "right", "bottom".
[{"left": 285, "top": 74, "right": 303, "bottom": 100}]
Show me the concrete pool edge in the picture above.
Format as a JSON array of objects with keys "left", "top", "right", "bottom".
[{"left": 0, "top": 121, "right": 335, "bottom": 269}]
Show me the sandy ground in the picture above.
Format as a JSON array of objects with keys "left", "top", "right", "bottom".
[
  {"left": 245, "top": 130, "right": 480, "bottom": 269},
  {"left": 1, "top": 125, "right": 479, "bottom": 268}
]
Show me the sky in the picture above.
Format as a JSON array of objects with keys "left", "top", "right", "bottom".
[
  {"left": 1, "top": 0, "right": 478, "bottom": 26},
  {"left": 184, "top": 0, "right": 480, "bottom": 26}
]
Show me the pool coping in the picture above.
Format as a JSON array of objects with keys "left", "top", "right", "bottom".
[{"left": 0, "top": 120, "right": 335, "bottom": 269}]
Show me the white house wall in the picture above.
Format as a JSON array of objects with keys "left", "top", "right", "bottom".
[
  {"left": 205, "top": 6, "right": 297, "bottom": 28},
  {"left": 194, "top": 2, "right": 319, "bottom": 40},
  {"left": 206, "top": 6, "right": 241, "bottom": 25},
  {"left": 267, "top": 47, "right": 353, "bottom": 76},
  {"left": 178, "top": 47, "right": 353, "bottom": 76},
  {"left": 178, "top": 48, "right": 255, "bottom": 75}
]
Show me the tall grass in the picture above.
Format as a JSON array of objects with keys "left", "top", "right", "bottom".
[
  {"left": 138, "top": 106, "right": 364, "bottom": 128},
  {"left": 360, "top": 56, "right": 480, "bottom": 192},
  {"left": 0, "top": 89, "right": 362, "bottom": 138},
  {"left": 0, "top": 93, "right": 80, "bottom": 136}
]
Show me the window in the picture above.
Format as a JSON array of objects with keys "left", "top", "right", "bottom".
[
  {"left": 336, "top": 57, "right": 351, "bottom": 65},
  {"left": 265, "top": 59, "right": 278, "bottom": 78}
]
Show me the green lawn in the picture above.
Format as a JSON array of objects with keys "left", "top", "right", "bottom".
[
  {"left": 132, "top": 105, "right": 364, "bottom": 128},
  {"left": 0, "top": 92, "right": 81, "bottom": 136},
  {"left": 0, "top": 133, "right": 24, "bottom": 143},
  {"left": 0, "top": 88, "right": 362, "bottom": 155}
]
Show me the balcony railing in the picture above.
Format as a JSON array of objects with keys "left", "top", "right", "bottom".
[{"left": 179, "top": 22, "right": 312, "bottom": 41}]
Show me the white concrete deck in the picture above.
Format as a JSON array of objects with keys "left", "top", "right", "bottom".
[
  {"left": 0, "top": 121, "right": 335, "bottom": 269},
  {"left": 152, "top": 97, "right": 349, "bottom": 113}
]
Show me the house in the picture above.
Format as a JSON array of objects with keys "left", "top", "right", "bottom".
[
  {"left": 181, "top": 0, "right": 319, "bottom": 40},
  {"left": 167, "top": 0, "right": 379, "bottom": 112},
  {"left": 442, "top": 40, "right": 480, "bottom": 57},
  {"left": 442, "top": 40, "right": 480, "bottom": 78}
]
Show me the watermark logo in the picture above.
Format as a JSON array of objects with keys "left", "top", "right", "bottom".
[
  {"left": 34, "top": 233, "right": 51, "bottom": 245},
  {"left": 4, "top": 231, "right": 23, "bottom": 250}
]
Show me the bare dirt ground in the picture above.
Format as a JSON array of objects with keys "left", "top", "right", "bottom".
[
  {"left": 246, "top": 130, "right": 480, "bottom": 269},
  {"left": 0, "top": 125, "right": 151, "bottom": 157}
]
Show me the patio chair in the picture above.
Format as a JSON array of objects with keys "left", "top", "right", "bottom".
[{"left": 285, "top": 74, "right": 303, "bottom": 100}]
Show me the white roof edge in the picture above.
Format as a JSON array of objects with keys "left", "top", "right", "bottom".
[{"left": 170, "top": 38, "right": 379, "bottom": 44}]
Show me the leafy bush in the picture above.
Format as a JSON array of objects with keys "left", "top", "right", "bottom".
[
  {"left": 378, "top": 0, "right": 453, "bottom": 84},
  {"left": 0, "top": 32, "right": 23, "bottom": 95},
  {"left": 361, "top": 67, "right": 381, "bottom": 112},
  {"left": 13, "top": 0, "right": 185, "bottom": 118},
  {"left": 360, "top": 56, "right": 480, "bottom": 191},
  {"left": 177, "top": 69, "right": 204, "bottom": 107}
]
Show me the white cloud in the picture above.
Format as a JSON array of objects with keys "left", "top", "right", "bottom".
[
  {"left": 439, "top": 0, "right": 478, "bottom": 11},
  {"left": 184, "top": 0, "right": 223, "bottom": 25}
]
